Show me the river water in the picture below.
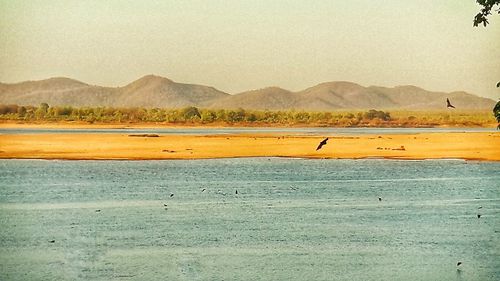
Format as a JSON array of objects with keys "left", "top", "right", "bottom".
[
  {"left": 0, "top": 158, "right": 499, "bottom": 280},
  {"left": 0, "top": 127, "right": 496, "bottom": 136}
]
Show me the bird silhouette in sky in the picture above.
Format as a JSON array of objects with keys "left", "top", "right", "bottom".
[
  {"left": 446, "top": 98, "right": 455, "bottom": 108},
  {"left": 316, "top": 137, "right": 329, "bottom": 151}
]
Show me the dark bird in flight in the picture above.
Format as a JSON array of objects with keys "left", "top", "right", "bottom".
[
  {"left": 446, "top": 98, "right": 455, "bottom": 108},
  {"left": 316, "top": 137, "right": 329, "bottom": 151},
  {"left": 457, "top": 262, "right": 462, "bottom": 266}
]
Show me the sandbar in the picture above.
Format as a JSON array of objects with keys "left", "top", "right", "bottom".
[{"left": 0, "top": 131, "right": 499, "bottom": 161}]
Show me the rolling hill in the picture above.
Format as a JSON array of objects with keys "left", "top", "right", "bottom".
[
  {"left": 0, "top": 75, "right": 495, "bottom": 110},
  {"left": 0, "top": 75, "right": 229, "bottom": 108}
]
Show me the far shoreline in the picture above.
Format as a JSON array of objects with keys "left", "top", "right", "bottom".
[{"left": 0, "top": 120, "right": 497, "bottom": 130}]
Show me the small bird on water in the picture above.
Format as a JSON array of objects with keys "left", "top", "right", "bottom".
[
  {"left": 457, "top": 261, "right": 462, "bottom": 266},
  {"left": 170, "top": 193, "right": 174, "bottom": 197},
  {"left": 477, "top": 214, "right": 481, "bottom": 218},
  {"left": 378, "top": 197, "right": 382, "bottom": 202},
  {"left": 446, "top": 98, "right": 455, "bottom": 108},
  {"left": 316, "top": 137, "right": 329, "bottom": 151}
]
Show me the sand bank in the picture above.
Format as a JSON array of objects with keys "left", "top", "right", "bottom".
[{"left": 0, "top": 131, "right": 499, "bottom": 161}]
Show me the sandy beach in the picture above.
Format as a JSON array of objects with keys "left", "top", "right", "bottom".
[{"left": 0, "top": 129, "right": 499, "bottom": 161}]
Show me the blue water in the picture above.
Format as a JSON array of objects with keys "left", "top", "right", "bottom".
[
  {"left": 0, "top": 127, "right": 496, "bottom": 136},
  {"left": 0, "top": 158, "right": 499, "bottom": 280}
]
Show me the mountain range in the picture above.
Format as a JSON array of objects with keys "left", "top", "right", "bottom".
[{"left": 0, "top": 75, "right": 495, "bottom": 110}]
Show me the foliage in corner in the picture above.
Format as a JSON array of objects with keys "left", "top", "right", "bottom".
[
  {"left": 493, "top": 100, "right": 500, "bottom": 129},
  {"left": 474, "top": 0, "right": 500, "bottom": 26}
]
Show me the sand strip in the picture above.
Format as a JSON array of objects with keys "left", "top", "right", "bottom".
[{"left": 0, "top": 132, "right": 499, "bottom": 161}]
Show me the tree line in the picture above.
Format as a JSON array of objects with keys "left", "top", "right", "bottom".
[{"left": 0, "top": 103, "right": 495, "bottom": 127}]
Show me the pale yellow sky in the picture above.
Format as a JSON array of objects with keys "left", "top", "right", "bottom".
[{"left": 0, "top": 0, "right": 499, "bottom": 99}]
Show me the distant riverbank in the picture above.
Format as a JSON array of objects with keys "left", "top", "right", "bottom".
[
  {"left": 0, "top": 119, "right": 497, "bottom": 130},
  {"left": 0, "top": 106, "right": 496, "bottom": 128}
]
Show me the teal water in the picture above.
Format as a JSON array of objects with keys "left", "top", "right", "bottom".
[{"left": 0, "top": 158, "right": 499, "bottom": 280}]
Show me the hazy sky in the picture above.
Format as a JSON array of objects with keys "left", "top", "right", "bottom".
[{"left": 1, "top": 0, "right": 499, "bottom": 99}]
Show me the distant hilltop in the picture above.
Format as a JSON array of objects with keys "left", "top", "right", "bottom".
[{"left": 0, "top": 75, "right": 495, "bottom": 110}]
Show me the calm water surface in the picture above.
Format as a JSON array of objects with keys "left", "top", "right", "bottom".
[
  {"left": 0, "top": 158, "right": 499, "bottom": 280},
  {"left": 0, "top": 127, "right": 495, "bottom": 136}
]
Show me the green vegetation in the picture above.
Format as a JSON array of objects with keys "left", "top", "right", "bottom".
[
  {"left": 494, "top": 100, "right": 500, "bottom": 129},
  {"left": 474, "top": 0, "right": 500, "bottom": 27},
  {"left": 473, "top": 1, "right": 500, "bottom": 127},
  {"left": 0, "top": 104, "right": 496, "bottom": 127}
]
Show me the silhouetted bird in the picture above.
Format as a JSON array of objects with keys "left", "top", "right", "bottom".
[
  {"left": 316, "top": 138, "right": 329, "bottom": 151},
  {"left": 378, "top": 197, "right": 382, "bottom": 202},
  {"left": 235, "top": 189, "right": 238, "bottom": 195},
  {"left": 446, "top": 98, "right": 455, "bottom": 108},
  {"left": 163, "top": 204, "right": 168, "bottom": 207},
  {"left": 497, "top": 81, "right": 500, "bottom": 88},
  {"left": 201, "top": 188, "right": 206, "bottom": 192},
  {"left": 49, "top": 240, "right": 55, "bottom": 243},
  {"left": 457, "top": 262, "right": 462, "bottom": 266},
  {"left": 170, "top": 193, "right": 174, "bottom": 197},
  {"left": 95, "top": 209, "right": 101, "bottom": 212},
  {"left": 477, "top": 214, "right": 481, "bottom": 218}
]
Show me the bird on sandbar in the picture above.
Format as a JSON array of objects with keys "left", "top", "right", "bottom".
[
  {"left": 446, "top": 98, "right": 455, "bottom": 109},
  {"left": 316, "top": 137, "right": 329, "bottom": 151}
]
